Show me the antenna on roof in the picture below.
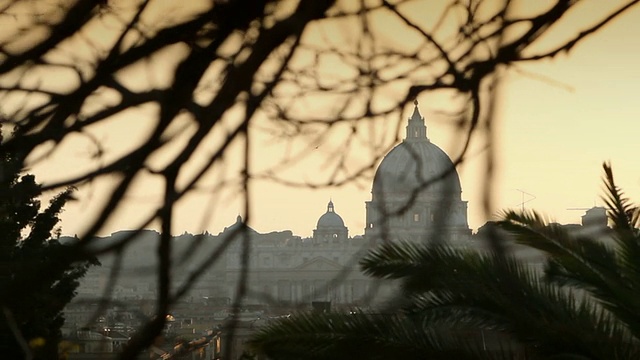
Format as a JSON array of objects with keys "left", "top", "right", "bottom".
[{"left": 515, "top": 189, "right": 536, "bottom": 212}]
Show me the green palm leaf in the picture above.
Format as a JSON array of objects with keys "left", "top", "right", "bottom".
[
  {"left": 363, "top": 241, "right": 637, "bottom": 358},
  {"left": 248, "top": 311, "right": 514, "bottom": 360},
  {"left": 602, "top": 163, "right": 640, "bottom": 294},
  {"left": 498, "top": 164, "right": 640, "bottom": 337}
]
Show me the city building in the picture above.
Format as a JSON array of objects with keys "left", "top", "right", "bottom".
[{"left": 223, "top": 210, "right": 371, "bottom": 306}]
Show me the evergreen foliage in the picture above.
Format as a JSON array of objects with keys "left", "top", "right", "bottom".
[
  {"left": 249, "top": 163, "right": 640, "bottom": 359},
  {"left": 0, "top": 137, "right": 98, "bottom": 360}
]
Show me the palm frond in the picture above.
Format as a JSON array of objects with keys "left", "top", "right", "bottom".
[
  {"left": 602, "top": 163, "right": 640, "bottom": 296},
  {"left": 248, "top": 311, "right": 517, "bottom": 360},
  {"left": 602, "top": 163, "right": 640, "bottom": 232},
  {"left": 360, "top": 241, "right": 472, "bottom": 294},
  {"left": 500, "top": 210, "right": 621, "bottom": 286},
  {"left": 403, "top": 253, "right": 637, "bottom": 359},
  {"left": 499, "top": 198, "right": 640, "bottom": 337},
  {"left": 363, "top": 240, "right": 637, "bottom": 358}
]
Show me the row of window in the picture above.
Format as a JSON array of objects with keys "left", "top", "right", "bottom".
[{"left": 367, "top": 212, "right": 436, "bottom": 229}]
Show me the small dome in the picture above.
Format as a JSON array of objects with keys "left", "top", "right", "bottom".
[{"left": 316, "top": 200, "right": 346, "bottom": 228}]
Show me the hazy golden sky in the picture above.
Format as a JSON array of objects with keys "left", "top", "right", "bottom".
[{"left": 24, "top": 1, "right": 640, "bottom": 238}]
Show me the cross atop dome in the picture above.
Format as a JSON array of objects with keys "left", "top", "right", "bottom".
[{"left": 406, "top": 99, "right": 428, "bottom": 141}]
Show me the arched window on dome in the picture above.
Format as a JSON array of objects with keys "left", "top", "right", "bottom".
[{"left": 413, "top": 213, "right": 420, "bottom": 222}]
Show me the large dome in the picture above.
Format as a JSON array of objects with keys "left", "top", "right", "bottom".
[
  {"left": 372, "top": 141, "right": 461, "bottom": 200},
  {"left": 316, "top": 200, "right": 345, "bottom": 228},
  {"left": 372, "top": 102, "right": 462, "bottom": 202},
  {"left": 365, "top": 100, "right": 470, "bottom": 244}
]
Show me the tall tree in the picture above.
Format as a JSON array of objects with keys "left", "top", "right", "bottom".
[
  {"left": 0, "top": 131, "right": 98, "bottom": 360},
  {"left": 248, "top": 163, "right": 640, "bottom": 359}
]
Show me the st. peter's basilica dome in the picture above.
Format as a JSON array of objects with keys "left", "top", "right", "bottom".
[
  {"left": 365, "top": 100, "right": 470, "bottom": 243},
  {"left": 372, "top": 100, "right": 462, "bottom": 203}
]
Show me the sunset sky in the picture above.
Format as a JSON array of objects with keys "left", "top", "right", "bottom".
[{"left": 22, "top": 1, "right": 640, "bottom": 239}]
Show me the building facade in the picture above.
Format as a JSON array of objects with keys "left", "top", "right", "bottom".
[{"left": 223, "top": 207, "right": 372, "bottom": 306}]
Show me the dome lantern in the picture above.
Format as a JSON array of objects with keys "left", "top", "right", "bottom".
[{"left": 406, "top": 99, "right": 428, "bottom": 141}]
